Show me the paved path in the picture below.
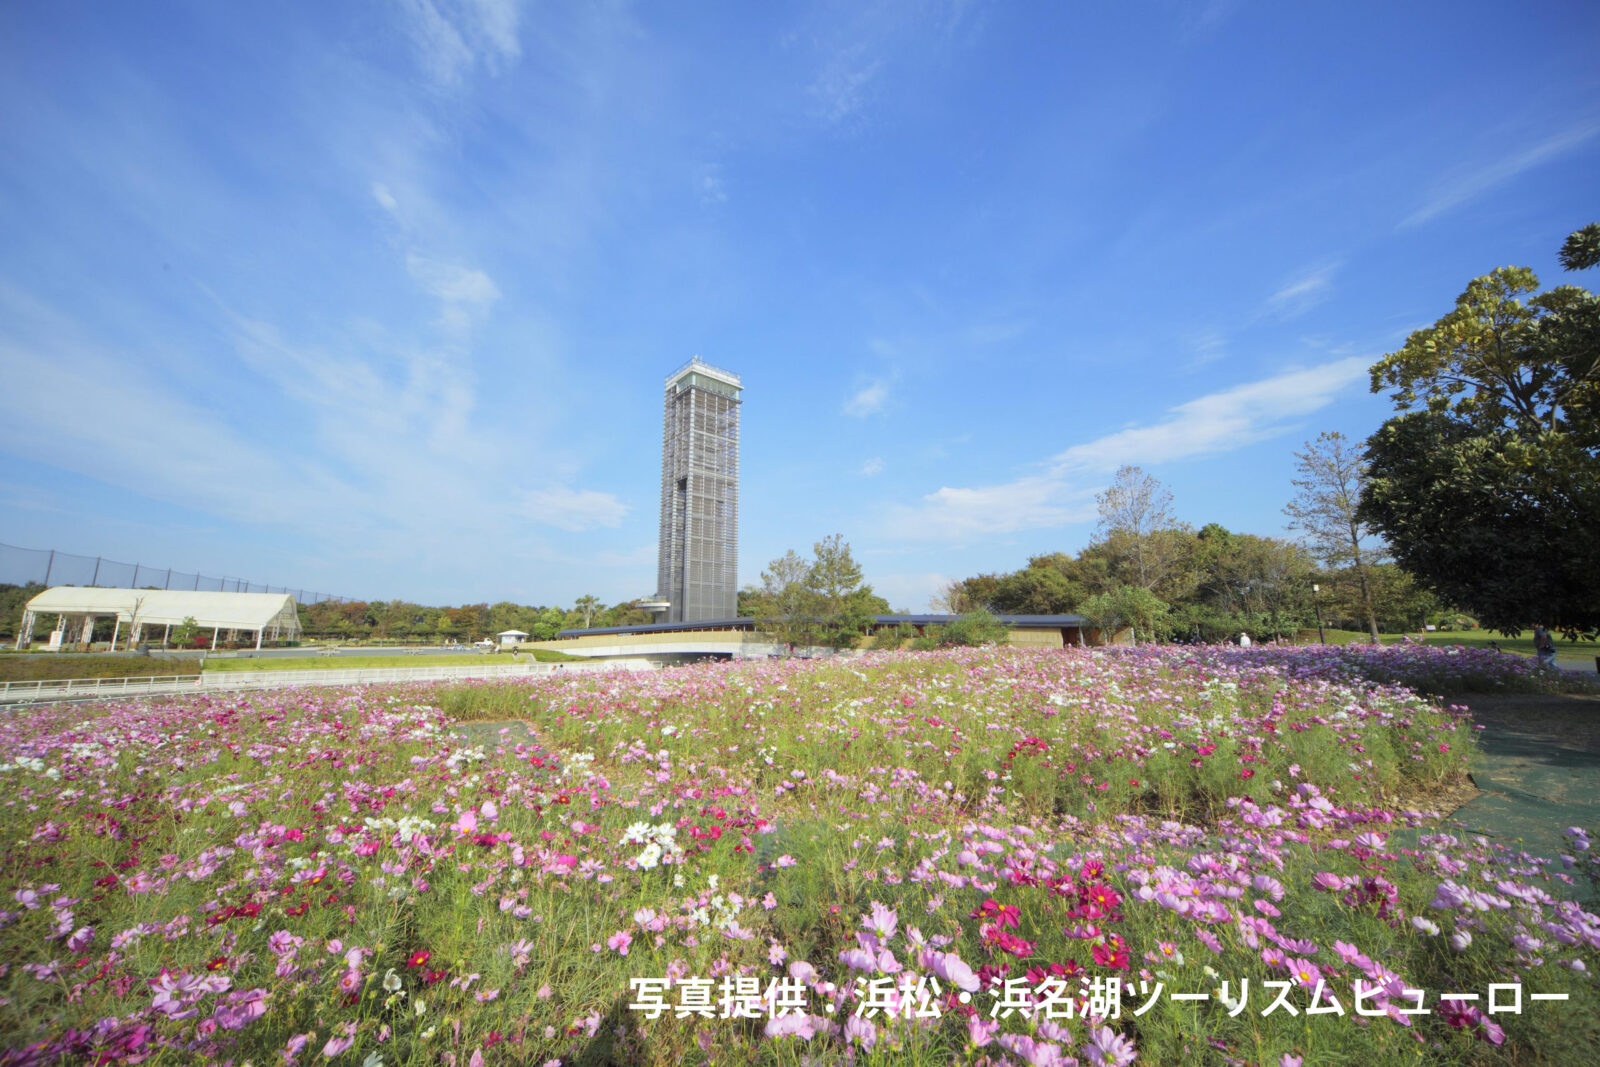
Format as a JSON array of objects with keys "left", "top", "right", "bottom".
[{"left": 1445, "top": 692, "right": 1600, "bottom": 892}]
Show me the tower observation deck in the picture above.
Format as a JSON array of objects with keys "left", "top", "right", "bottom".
[{"left": 656, "top": 357, "right": 741, "bottom": 623}]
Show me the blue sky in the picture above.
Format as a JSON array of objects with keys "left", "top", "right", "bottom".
[{"left": 1, "top": 1, "right": 1596, "bottom": 611}]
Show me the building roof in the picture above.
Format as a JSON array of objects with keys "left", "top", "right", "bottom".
[
  {"left": 497, "top": 630, "right": 530, "bottom": 637},
  {"left": 555, "top": 613, "right": 1087, "bottom": 639},
  {"left": 25, "top": 587, "right": 301, "bottom": 632}
]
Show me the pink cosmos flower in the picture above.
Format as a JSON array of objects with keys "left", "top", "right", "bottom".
[
  {"left": 1085, "top": 1026, "right": 1138, "bottom": 1067},
  {"left": 608, "top": 931, "right": 633, "bottom": 955},
  {"left": 930, "top": 951, "right": 980, "bottom": 993},
  {"left": 321, "top": 1021, "right": 356, "bottom": 1057}
]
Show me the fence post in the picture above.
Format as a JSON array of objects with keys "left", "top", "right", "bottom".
[
  {"left": 165, "top": 570, "right": 172, "bottom": 589},
  {"left": 91, "top": 557, "right": 101, "bottom": 585},
  {"left": 43, "top": 550, "right": 55, "bottom": 586}
]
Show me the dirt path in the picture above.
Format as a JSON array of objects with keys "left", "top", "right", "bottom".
[{"left": 1443, "top": 692, "right": 1600, "bottom": 874}]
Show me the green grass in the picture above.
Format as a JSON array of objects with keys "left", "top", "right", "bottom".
[
  {"left": 201, "top": 649, "right": 584, "bottom": 672},
  {"left": 0, "top": 655, "right": 198, "bottom": 683},
  {"left": 1317, "top": 628, "right": 1599, "bottom": 672}
]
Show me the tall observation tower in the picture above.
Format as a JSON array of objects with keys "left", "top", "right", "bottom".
[{"left": 656, "top": 357, "right": 741, "bottom": 622}]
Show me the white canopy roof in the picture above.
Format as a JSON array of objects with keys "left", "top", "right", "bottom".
[
  {"left": 497, "top": 629, "right": 529, "bottom": 637},
  {"left": 26, "top": 587, "right": 301, "bottom": 634}
]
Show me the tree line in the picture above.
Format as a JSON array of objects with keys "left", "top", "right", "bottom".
[
  {"left": 939, "top": 222, "right": 1599, "bottom": 643},
  {"left": 0, "top": 586, "right": 662, "bottom": 645},
  {"left": 293, "top": 596, "right": 655, "bottom": 642},
  {"left": 934, "top": 461, "right": 1439, "bottom": 645}
]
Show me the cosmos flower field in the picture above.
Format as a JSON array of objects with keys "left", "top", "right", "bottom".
[{"left": 2, "top": 645, "right": 1598, "bottom": 1066}]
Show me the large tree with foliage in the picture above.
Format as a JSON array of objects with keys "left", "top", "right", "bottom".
[
  {"left": 756, "top": 536, "right": 886, "bottom": 654},
  {"left": 1360, "top": 226, "right": 1600, "bottom": 637},
  {"left": 1078, "top": 584, "right": 1169, "bottom": 646},
  {"left": 1285, "top": 431, "right": 1386, "bottom": 643},
  {"left": 1094, "top": 465, "right": 1189, "bottom": 592}
]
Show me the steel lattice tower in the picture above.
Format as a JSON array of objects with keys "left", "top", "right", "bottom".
[{"left": 656, "top": 358, "right": 741, "bottom": 622}]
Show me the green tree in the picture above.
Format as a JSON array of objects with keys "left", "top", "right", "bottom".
[
  {"left": 171, "top": 616, "right": 199, "bottom": 648},
  {"left": 0, "top": 583, "right": 44, "bottom": 641},
  {"left": 1285, "top": 432, "right": 1385, "bottom": 643},
  {"left": 756, "top": 549, "right": 818, "bottom": 654},
  {"left": 1094, "top": 465, "right": 1188, "bottom": 591},
  {"left": 939, "top": 608, "right": 1012, "bottom": 647},
  {"left": 756, "top": 536, "right": 882, "bottom": 653},
  {"left": 806, "top": 534, "right": 882, "bottom": 651},
  {"left": 528, "top": 607, "right": 567, "bottom": 641},
  {"left": 988, "top": 561, "right": 1083, "bottom": 614},
  {"left": 573, "top": 595, "right": 602, "bottom": 629},
  {"left": 871, "top": 622, "right": 918, "bottom": 650},
  {"left": 1560, "top": 222, "right": 1600, "bottom": 272},
  {"left": 1361, "top": 226, "right": 1600, "bottom": 637},
  {"left": 1078, "top": 585, "right": 1170, "bottom": 646}
]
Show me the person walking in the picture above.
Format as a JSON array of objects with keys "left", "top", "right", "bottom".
[{"left": 1533, "top": 624, "right": 1557, "bottom": 668}]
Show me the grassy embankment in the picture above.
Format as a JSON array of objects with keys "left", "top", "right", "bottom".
[
  {"left": 0, "top": 650, "right": 585, "bottom": 682},
  {"left": 201, "top": 650, "right": 586, "bottom": 671}
]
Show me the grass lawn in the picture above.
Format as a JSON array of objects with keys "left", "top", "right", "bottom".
[
  {"left": 0, "top": 655, "right": 198, "bottom": 683},
  {"left": 1317, "top": 628, "right": 1599, "bottom": 673},
  {"left": 201, "top": 649, "right": 584, "bottom": 672}
]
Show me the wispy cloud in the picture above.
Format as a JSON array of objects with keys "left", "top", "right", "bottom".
[
  {"left": 809, "top": 46, "right": 884, "bottom": 126},
  {"left": 699, "top": 164, "right": 728, "bottom": 205},
  {"left": 844, "top": 379, "right": 891, "bottom": 417},
  {"left": 405, "top": 253, "right": 501, "bottom": 332},
  {"left": 1186, "top": 329, "right": 1227, "bottom": 369},
  {"left": 371, "top": 182, "right": 400, "bottom": 214},
  {"left": 518, "top": 485, "right": 628, "bottom": 532},
  {"left": 1264, "top": 262, "right": 1339, "bottom": 319},
  {"left": 884, "top": 357, "right": 1369, "bottom": 540},
  {"left": 398, "top": 0, "right": 524, "bottom": 87},
  {"left": 860, "top": 456, "right": 885, "bottom": 476},
  {"left": 1402, "top": 118, "right": 1600, "bottom": 228},
  {"left": 796, "top": 0, "right": 984, "bottom": 129}
]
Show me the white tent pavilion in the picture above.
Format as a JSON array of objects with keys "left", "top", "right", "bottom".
[
  {"left": 497, "top": 629, "right": 529, "bottom": 648},
  {"left": 17, "top": 588, "right": 302, "bottom": 651}
]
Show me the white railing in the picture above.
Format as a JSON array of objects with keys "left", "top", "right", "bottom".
[
  {"left": 0, "top": 659, "right": 653, "bottom": 704},
  {"left": 0, "top": 675, "right": 204, "bottom": 701}
]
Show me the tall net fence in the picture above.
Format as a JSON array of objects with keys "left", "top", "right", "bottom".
[{"left": 0, "top": 542, "right": 348, "bottom": 604}]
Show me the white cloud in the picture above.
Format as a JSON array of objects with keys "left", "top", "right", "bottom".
[
  {"left": 398, "top": 0, "right": 524, "bottom": 87},
  {"left": 1264, "top": 263, "right": 1339, "bottom": 318},
  {"left": 860, "top": 456, "right": 885, "bottom": 476},
  {"left": 884, "top": 357, "right": 1369, "bottom": 540},
  {"left": 371, "top": 182, "right": 399, "bottom": 214},
  {"left": 405, "top": 253, "right": 501, "bottom": 335},
  {"left": 871, "top": 571, "right": 954, "bottom": 614},
  {"left": 1187, "top": 330, "right": 1227, "bottom": 369},
  {"left": 888, "top": 477, "right": 1094, "bottom": 540},
  {"left": 1402, "top": 118, "right": 1600, "bottom": 228},
  {"left": 844, "top": 379, "right": 890, "bottom": 417},
  {"left": 699, "top": 165, "right": 728, "bottom": 205},
  {"left": 405, "top": 254, "right": 500, "bottom": 307},
  {"left": 519, "top": 486, "right": 628, "bottom": 532},
  {"left": 398, "top": 0, "right": 475, "bottom": 85},
  {"left": 1047, "top": 357, "right": 1368, "bottom": 474},
  {"left": 809, "top": 48, "right": 884, "bottom": 126}
]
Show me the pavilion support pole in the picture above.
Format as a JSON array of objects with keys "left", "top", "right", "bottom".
[
  {"left": 110, "top": 617, "right": 121, "bottom": 652},
  {"left": 163, "top": 623, "right": 171, "bottom": 649},
  {"left": 212, "top": 626, "right": 219, "bottom": 651},
  {"left": 15, "top": 609, "right": 33, "bottom": 649},
  {"left": 255, "top": 628, "right": 262, "bottom": 651}
]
